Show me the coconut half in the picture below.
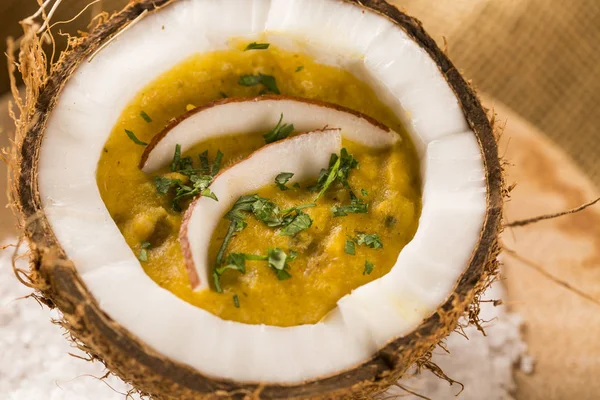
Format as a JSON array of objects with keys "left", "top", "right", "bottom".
[
  {"left": 140, "top": 95, "right": 399, "bottom": 173},
  {"left": 181, "top": 128, "right": 343, "bottom": 289},
  {"left": 12, "top": 0, "right": 502, "bottom": 398}
]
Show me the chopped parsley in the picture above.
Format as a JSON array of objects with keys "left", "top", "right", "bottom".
[
  {"left": 214, "top": 248, "right": 296, "bottom": 291},
  {"left": 313, "top": 148, "right": 358, "bottom": 201},
  {"left": 355, "top": 233, "right": 383, "bottom": 249},
  {"left": 138, "top": 241, "right": 151, "bottom": 262},
  {"left": 244, "top": 42, "right": 270, "bottom": 51},
  {"left": 361, "top": 189, "right": 368, "bottom": 197},
  {"left": 125, "top": 129, "right": 148, "bottom": 146},
  {"left": 275, "top": 172, "right": 294, "bottom": 190},
  {"left": 238, "top": 73, "right": 280, "bottom": 94},
  {"left": 363, "top": 260, "right": 374, "bottom": 275},
  {"left": 331, "top": 191, "right": 368, "bottom": 217},
  {"left": 154, "top": 145, "right": 221, "bottom": 211},
  {"left": 233, "top": 294, "right": 240, "bottom": 308},
  {"left": 296, "top": 66, "right": 304, "bottom": 72},
  {"left": 279, "top": 211, "right": 312, "bottom": 236},
  {"left": 220, "top": 91, "right": 228, "bottom": 98},
  {"left": 344, "top": 240, "right": 356, "bottom": 255},
  {"left": 263, "top": 114, "right": 294, "bottom": 144},
  {"left": 140, "top": 111, "right": 152, "bottom": 123}
]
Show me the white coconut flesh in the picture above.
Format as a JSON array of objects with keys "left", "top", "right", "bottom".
[
  {"left": 140, "top": 96, "right": 400, "bottom": 173},
  {"left": 180, "top": 129, "right": 344, "bottom": 289},
  {"left": 37, "top": 0, "right": 486, "bottom": 384}
]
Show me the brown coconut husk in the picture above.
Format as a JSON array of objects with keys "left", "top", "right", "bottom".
[{"left": 5, "top": 0, "right": 503, "bottom": 398}]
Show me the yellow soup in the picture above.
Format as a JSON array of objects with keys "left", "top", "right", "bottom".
[{"left": 97, "top": 44, "right": 422, "bottom": 326}]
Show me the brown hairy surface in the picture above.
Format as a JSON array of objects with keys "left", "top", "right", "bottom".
[{"left": 6, "top": 0, "right": 502, "bottom": 398}]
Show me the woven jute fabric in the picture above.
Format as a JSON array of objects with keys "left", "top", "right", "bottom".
[
  {"left": 395, "top": 0, "right": 600, "bottom": 187},
  {"left": 1, "top": 0, "right": 598, "bottom": 186}
]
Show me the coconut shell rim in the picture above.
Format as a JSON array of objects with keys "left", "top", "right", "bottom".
[{"left": 12, "top": 0, "right": 503, "bottom": 398}]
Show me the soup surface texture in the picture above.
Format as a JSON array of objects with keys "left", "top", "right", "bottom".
[{"left": 97, "top": 44, "right": 421, "bottom": 326}]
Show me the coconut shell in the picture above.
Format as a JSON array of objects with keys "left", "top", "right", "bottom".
[{"left": 10, "top": 0, "right": 502, "bottom": 398}]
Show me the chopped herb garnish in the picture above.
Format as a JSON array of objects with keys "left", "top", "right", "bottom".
[
  {"left": 361, "top": 189, "right": 368, "bottom": 196},
  {"left": 220, "top": 91, "right": 228, "bottom": 98},
  {"left": 199, "top": 150, "right": 210, "bottom": 175},
  {"left": 344, "top": 240, "right": 356, "bottom": 255},
  {"left": 355, "top": 233, "right": 383, "bottom": 249},
  {"left": 313, "top": 148, "right": 358, "bottom": 201},
  {"left": 268, "top": 248, "right": 287, "bottom": 271},
  {"left": 154, "top": 176, "right": 179, "bottom": 195},
  {"left": 215, "top": 249, "right": 295, "bottom": 290},
  {"left": 212, "top": 150, "right": 223, "bottom": 176},
  {"left": 170, "top": 144, "right": 182, "bottom": 172},
  {"left": 245, "top": 42, "right": 270, "bottom": 51},
  {"left": 263, "top": 114, "right": 294, "bottom": 144},
  {"left": 385, "top": 215, "right": 397, "bottom": 228},
  {"left": 138, "top": 241, "right": 151, "bottom": 262},
  {"left": 154, "top": 145, "right": 222, "bottom": 210},
  {"left": 252, "top": 198, "right": 283, "bottom": 227},
  {"left": 201, "top": 188, "right": 218, "bottom": 201},
  {"left": 332, "top": 191, "right": 368, "bottom": 217},
  {"left": 238, "top": 73, "right": 280, "bottom": 94},
  {"left": 293, "top": 182, "right": 301, "bottom": 189},
  {"left": 140, "top": 111, "right": 152, "bottom": 123},
  {"left": 125, "top": 129, "right": 148, "bottom": 146},
  {"left": 363, "top": 260, "right": 374, "bottom": 275},
  {"left": 259, "top": 74, "right": 280, "bottom": 94},
  {"left": 296, "top": 66, "right": 304, "bottom": 72},
  {"left": 275, "top": 172, "right": 294, "bottom": 190},
  {"left": 233, "top": 294, "right": 240, "bottom": 308},
  {"left": 238, "top": 74, "right": 262, "bottom": 86},
  {"left": 280, "top": 211, "right": 312, "bottom": 236}
]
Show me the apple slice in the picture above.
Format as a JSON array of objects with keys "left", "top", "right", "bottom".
[
  {"left": 180, "top": 128, "right": 342, "bottom": 290},
  {"left": 140, "top": 95, "right": 400, "bottom": 173}
]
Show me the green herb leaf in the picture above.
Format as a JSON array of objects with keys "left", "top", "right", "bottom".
[
  {"left": 288, "top": 250, "right": 298, "bottom": 261},
  {"left": 275, "top": 269, "right": 292, "bottom": 280},
  {"left": 268, "top": 248, "right": 287, "bottom": 270},
  {"left": 138, "top": 241, "right": 151, "bottom": 262},
  {"left": 259, "top": 73, "right": 280, "bottom": 94},
  {"left": 201, "top": 188, "right": 218, "bottom": 201},
  {"left": 252, "top": 198, "right": 283, "bottom": 227},
  {"left": 280, "top": 211, "right": 312, "bottom": 236},
  {"left": 332, "top": 191, "right": 368, "bottom": 217},
  {"left": 296, "top": 66, "right": 304, "bottom": 72},
  {"left": 361, "top": 189, "right": 368, "bottom": 196},
  {"left": 344, "top": 240, "right": 356, "bottom": 255},
  {"left": 233, "top": 294, "right": 240, "bottom": 308},
  {"left": 216, "top": 253, "right": 247, "bottom": 275},
  {"left": 263, "top": 114, "right": 294, "bottom": 144},
  {"left": 199, "top": 150, "right": 210, "bottom": 175},
  {"left": 225, "top": 195, "right": 261, "bottom": 222},
  {"left": 245, "top": 42, "right": 270, "bottom": 51},
  {"left": 212, "top": 150, "right": 223, "bottom": 176},
  {"left": 355, "top": 233, "right": 383, "bottom": 249},
  {"left": 125, "top": 129, "right": 148, "bottom": 146},
  {"left": 140, "top": 111, "right": 152, "bottom": 123},
  {"left": 275, "top": 172, "right": 294, "bottom": 190},
  {"left": 170, "top": 144, "right": 182, "bottom": 172},
  {"left": 238, "top": 74, "right": 263, "bottom": 86},
  {"left": 314, "top": 157, "right": 340, "bottom": 201},
  {"left": 363, "top": 260, "right": 374, "bottom": 275},
  {"left": 154, "top": 176, "right": 179, "bottom": 195},
  {"left": 220, "top": 91, "right": 228, "bottom": 98}
]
